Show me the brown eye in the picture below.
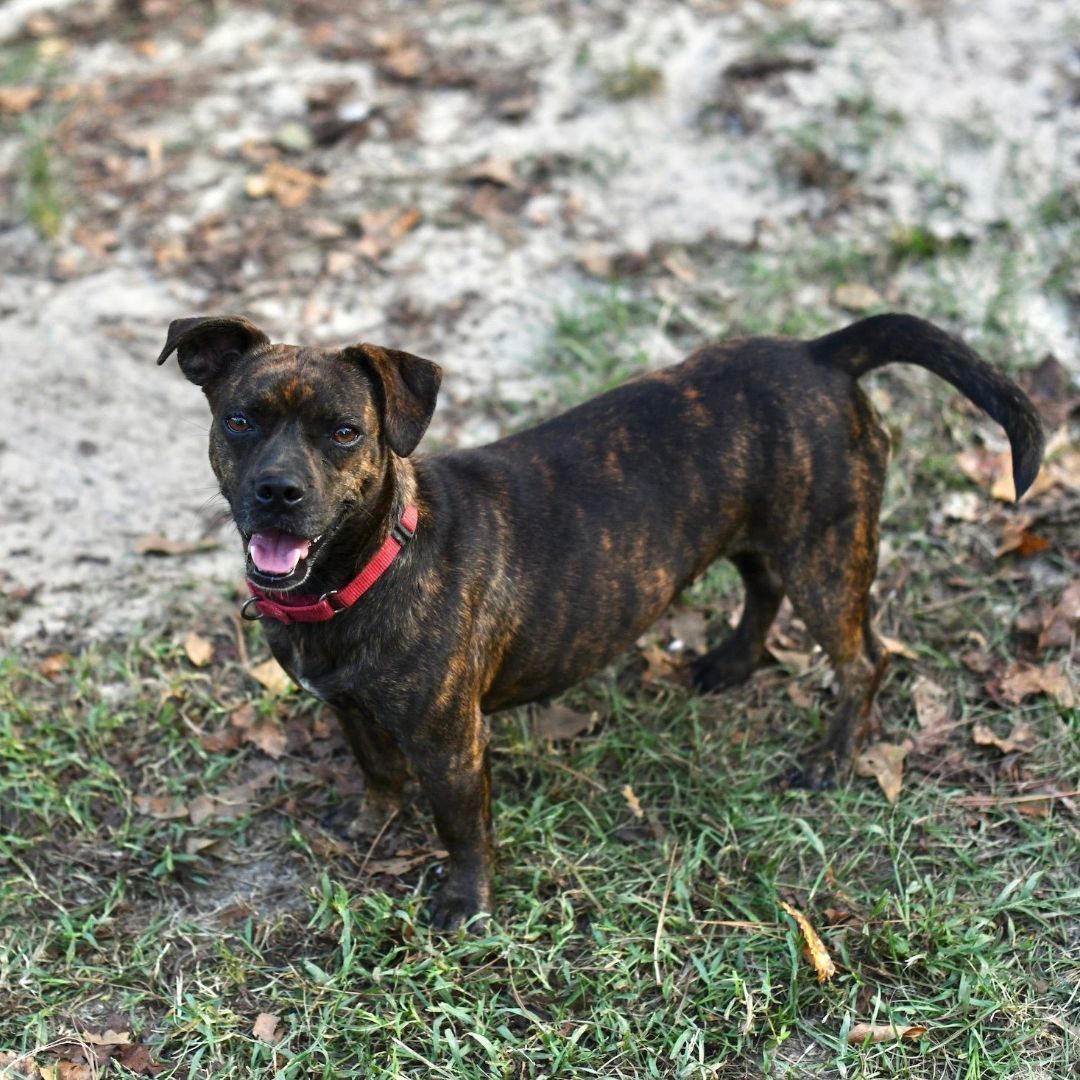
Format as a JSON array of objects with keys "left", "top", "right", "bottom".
[
  {"left": 225, "top": 414, "right": 251, "bottom": 433},
  {"left": 332, "top": 424, "right": 360, "bottom": 446}
]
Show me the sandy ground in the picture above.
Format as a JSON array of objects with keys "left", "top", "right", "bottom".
[{"left": 0, "top": 0, "right": 1076, "bottom": 647}]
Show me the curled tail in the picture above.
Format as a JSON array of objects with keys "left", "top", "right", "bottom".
[{"left": 810, "top": 313, "right": 1045, "bottom": 500}]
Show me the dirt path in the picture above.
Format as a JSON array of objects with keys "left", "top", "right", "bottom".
[{"left": 1, "top": 0, "right": 1076, "bottom": 646}]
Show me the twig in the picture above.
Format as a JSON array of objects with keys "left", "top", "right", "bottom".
[
  {"left": 357, "top": 809, "right": 401, "bottom": 878},
  {"left": 653, "top": 842, "right": 679, "bottom": 987}
]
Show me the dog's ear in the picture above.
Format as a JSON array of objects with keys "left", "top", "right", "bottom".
[
  {"left": 344, "top": 344, "right": 443, "bottom": 457},
  {"left": 157, "top": 315, "right": 270, "bottom": 388}
]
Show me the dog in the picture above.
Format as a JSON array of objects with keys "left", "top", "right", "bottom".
[{"left": 159, "top": 312, "right": 1044, "bottom": 928}]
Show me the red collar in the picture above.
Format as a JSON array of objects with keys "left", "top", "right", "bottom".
[{"left": 241, "top": 504, "right": 418, "bottom": 625}]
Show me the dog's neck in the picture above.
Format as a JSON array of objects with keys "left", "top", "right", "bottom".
[{"left": 315, "top": 454, "right": 418, "bottom": 594}]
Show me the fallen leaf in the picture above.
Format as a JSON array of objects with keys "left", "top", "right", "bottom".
[
  {"left": 855, "top": 740, "right": 911, "bottom": 804},
  {"left": 847, "top": 1021, "right": 927, "bottom": 1045},
  {"left": 0, "top": 86, "right": 43, "bottom": 112},
  {"left": 364, "top": 853, "right": 432, "bottom": 876},
  {"left": 242, "top": 717, "right": 288, "bottom": 759},
  {"left": 199, "top": 726, "right": 242, "bottom": 753},
  {"left": 0, "top": 1050, "right": 42, "bottom": 1078},
  {"left": 1039, "top": 580, "right": 1080, "bottom": 652},
  {"left": 249, "top": 658, "right": 293, "bottom": 695},
  {"left": 133, "top": 534, "right": 215, "bottom": 557},
  {"left": 81, "top": 1030, "right": 130, "bottom": 1047},
  {"left": 913, "top": 676, "right": 951, "bottom": 730},
  {"left": 462, "top": 155, "right": 518, "bottom": 188},
  {"left": 778, "top": 900, "right": 836, "bottom": 982},
  {"left": 622, "top": 784, "right": 645, "bottom": 820},
  {"left": 357, "top": 206, "right": 422, "bottom": 260},
  {"left": 880, "top": 634, "right": 918, "bottom": 661},
  {"left": 116, "top": 1042, "right": 163, "bottom": 1076},
  {"left": 666, "top": 608, "right": 709, "bottom": 654},
  {"left": 833, "top": 282, "right": 882, "bottom": 312},
  {"left": 187, "top": 794, "right": 215, "bottom": 826},
  {"left": 997, "top": 661, "right": 1075, "bottom": 708},
  {"left": 972, "top": 720, "right": 1036, "bottom": 755},
  {"left": 183, "top": 632, "right": 214, "bottom": 668},
  {"left": 378, "top": 41, "right": 427, "bottom": 81},
  {"left": 533, "top": 703, "right": 595, "bottom": 741},
  {"left": 941, "top": 490, "right": 981, "bottom": 522},
  {"left": 787, "top": 681, "right": 815, "bottom": 709},
  {"left": 252, "top": 1013, "right": 283, "bottom": 1044},
  {"left": 245, "top": 162, "right": 328, "bottom": 209},
  {"left": 638, "top": 641, "right": 680, "bottom": 685},
  {"left": 38, "top": 652, "right": 71, "bottom": 678},
  {"left": 134, "top": 795, "right": 187, "bottom": 819}
]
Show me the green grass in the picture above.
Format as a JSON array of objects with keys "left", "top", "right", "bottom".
[{"left": 2, "top": 347, "right": 1078, "bottom": 1080}]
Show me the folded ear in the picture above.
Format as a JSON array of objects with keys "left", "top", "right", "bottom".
[
  {"left": 344, "top": 344, "right": 442, "bottom": 457},
  {"left": 157, "top": 315, "right": 270, "bottom": 387}
]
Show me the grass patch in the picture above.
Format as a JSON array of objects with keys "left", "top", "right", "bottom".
[
  {"left": 20, "top": 131, "right": 64, "bottom": 239},
  {"left": 2, "top": 302, "right": 1078, "bottom": 1075},
  {"left": 600, "top": 62, "right": 664, "bottom": 102},
  {"left": 1, "top": 597, "right": 1076, "bottom": 1077}
]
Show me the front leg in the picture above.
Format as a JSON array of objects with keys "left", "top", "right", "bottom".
[{"left": 407, "top": 705, "right": 494, "bottom": 931}]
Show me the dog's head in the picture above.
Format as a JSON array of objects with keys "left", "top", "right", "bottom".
[{"left": 159, "top": 315, "right": 441, "bottom": 591}]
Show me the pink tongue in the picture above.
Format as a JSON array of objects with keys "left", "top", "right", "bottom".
[{"left": 248, "top": 529, "right": 311, "bottom": 576}]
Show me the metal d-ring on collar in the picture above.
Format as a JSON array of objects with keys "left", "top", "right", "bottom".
[{"left": 240, "top": 595, "right": 264, "bottom": 621}]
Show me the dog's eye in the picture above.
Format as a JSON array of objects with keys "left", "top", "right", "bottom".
[
  {"left": 332, "top": 425, "right": 361, "bottom": 446},
  {"left": 225, "top": 414, "right": 252, "bottom": 434}
]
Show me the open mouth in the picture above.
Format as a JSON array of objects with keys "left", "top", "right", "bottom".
[{"left": 245, "top": 528, "right": 324, "bottom": 588}]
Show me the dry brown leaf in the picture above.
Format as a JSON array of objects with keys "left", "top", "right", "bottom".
[
  {"left": 357, "top": 206, "right": 422, "bottom": 260},
  {"left": 246, "top": 162, "right": 328, "bottom": 209},
  {"left": 533, "top": 703, "right": 595, "bottom": 741},
  {"left": 134, "top": 795, "right": 187, "bottom": 819},
  {"left": 379, "top": 41, "right": 427, "bottom": 80},
  {"left": 833, "top": 282, "right": 882, "bottom": 312},
  {"left": 56, "top": 1064, "right": 91, "bottom": 1080},
  {"left": 81, "top": 1030, "right": 130, "bottom": 1047},
  {"left": 847, "top": 1021, "right": 927, "bottom": 1045},
  {"left": 972, "top": 720, "right": 1036, "bottom": 755},
  {"left": 1039, "top": 581, "right": 1080, "bottom": 651},
  {"left": 639, "top": 641, "right": 680, "bottom": 685},
  {"left": 249, "top": 658, "right": 293, "bottom": 695},
  {"left": 998, "top": 661, "right": 1075, "bottom": 708},
  {"left": 365, "top": 853, "right": 432, "bottom": 876},
  {"left": 38, "top": 652, "right": 71, "bottom": 678},
  {"left": 133, "top": 533, "right": 214, "bottom": 556},
  {"left": 0, "top": 1050, "right": 42, "bottom": 1078},
  {"left": 622, "top": 784, "right": 645, "bottom": 820},
  {"left": 778, "top": 900, "right": 836, "bottom": 983},
  {"left": 183, "top": 632, "right": 214, "bottom": 668},
  {"left": 666, "top": 608, "right": 709, "bottom": 654},
  {"left": 787, "top": 681, "right": 815, "bottom": 709},
  {"left": 463, "top": 155, "right": 518, "bottom": 187},
  {"left": 242, "top": 718, "right": 288, "bottom": 759},
  {"left": 0, "top": 86, "right": 43, "bottom": 113},
  {"left": 855, "top": 740, "right": 911, "bottom": 804},
  {"left": 913, "top": 676, "right": 950, "bottom": 730},
  {"left": 115, "top": 1042, "right": 163, "bottom": 1076},
  {"left": 252, "top": 1013, "right": 283, "bottom": 1044},
  {"left": 880, "top": 634, "right": 918, "bottom": 661}
]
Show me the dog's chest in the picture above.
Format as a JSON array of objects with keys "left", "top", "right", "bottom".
[{"left": 263, "top": 622, "right": 386, "bottom": 708}]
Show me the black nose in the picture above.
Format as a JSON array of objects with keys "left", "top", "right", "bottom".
[{"left": 254, "top": 474, "right": 306, "bottom": 508}]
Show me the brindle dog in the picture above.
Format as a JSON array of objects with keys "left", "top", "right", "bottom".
[{"left": 159, "top": 313, "right": 1044, "bottom": 929}]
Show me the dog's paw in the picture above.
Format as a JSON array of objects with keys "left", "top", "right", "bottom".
[
  {"left": 427, "top": 878, "right": 492, "bottom": 933},
  {"left": 689, "top": 649, "right": 759, "bottom": 694},
  {"left": 787, "top": 749, "right": 842, "bottom": 791}
]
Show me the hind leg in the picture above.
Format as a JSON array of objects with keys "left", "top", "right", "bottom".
[
  {"left": 781, "top": 479, "right": 889, "bottom": 786},
  {"left": 691, "top": 553, "right": 784, "bottom": 692},
  {"left": 782, "top": 511, "right": 889, "bottom": 788}
]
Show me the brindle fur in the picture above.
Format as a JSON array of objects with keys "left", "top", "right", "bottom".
[{"left": 159, "top": 313, "right": 1044, "bottom": 929}]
